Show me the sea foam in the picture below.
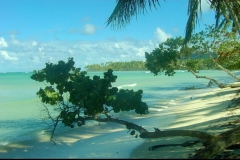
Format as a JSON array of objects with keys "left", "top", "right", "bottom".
[{"left": 117, "top": 83, "right": 137, "bottom": 89}]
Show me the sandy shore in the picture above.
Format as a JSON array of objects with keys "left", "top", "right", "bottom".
[
  {"left": 131, "top": 86, "right": 240, "bottom": 159},
  {"left": 1, "top": 86, "right": 240, "bottom": 158}
]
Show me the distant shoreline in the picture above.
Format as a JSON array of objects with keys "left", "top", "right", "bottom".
[{"left": 2, "top": 69, "right": 237, "bottom": 74}]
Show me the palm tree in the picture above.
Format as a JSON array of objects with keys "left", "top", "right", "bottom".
[
  {"left": 210, "top": 0, "right": 240, "bottom": 33},
  {"left": 106, "top": 0, "right": 240, "bottom": 44}
]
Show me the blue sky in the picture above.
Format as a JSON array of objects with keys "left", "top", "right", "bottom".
[{"left": 0, "top": 0, "right": 215, "bottom": 72}]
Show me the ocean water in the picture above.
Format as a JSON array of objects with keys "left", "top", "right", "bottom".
[{"left": 0, "top": 70, "right": 238, "bottom": 146}]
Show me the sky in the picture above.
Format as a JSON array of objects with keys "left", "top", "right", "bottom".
[{"left": 0, "top": 0, "right": 216, "bottom": 72}]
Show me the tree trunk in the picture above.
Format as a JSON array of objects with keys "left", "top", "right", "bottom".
[
  {"left": 139, "top": 129, "right": 214, "bottom": 142},
  {"left": 92, "top": 116, "right": 240, "bottom": 159},
  {"left": 193, "top": 126, "right": 240, "bottom": 159}
]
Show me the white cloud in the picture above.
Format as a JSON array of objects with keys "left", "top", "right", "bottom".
[
  {"left": 10, "top": 35, "right": 19, "bottom": 45},
  {"left": 32, "top": 56, "right": 40, "bottom": 64},
  {"left": 68, "top": 49, "right": 73, "bottom": 55},
  {"left": 39, "top": 47, "right": 44, "bottom": 52},
  {"left": 1, "top": 51, "right": 18, "bottom": 61},
  {"left": 201, "top": 0, "right": 211, "bottom": 12},
  {"left": 115, "top": 43, "right": 120, "bottom": 49},
  {"left": 32, "top": 41, "right": 37, "bottom": 46},
  {"left": 148, "top": 40, "right": 153, "bottom": 46},
  {"left": 100, "top": 57, "right": 108, "bottom": 62},
  {"left": 48, "top": 56, "right": 53, "bottom": 62},
  {"left": 86, "top": 56, "right": 93, "bottom": 61},
  {"left": 0, "top": 37, "right": 157, "bottom": 72},
  {"left": 0, "top": 37, "right": 8, "bottom": 47},
  {"left": 120, "top": 54, "right": 129, "bottom": 58},
  {"left": 82, "top": 24, "right": 95, "bottom": 35},
  {"left": 154, "top": 28, "right": 172, "bottom": 43},
  {"left": 136, "top": 47, "right": 150, "bottom": 57}
]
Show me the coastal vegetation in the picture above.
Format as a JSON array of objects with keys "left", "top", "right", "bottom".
[
  {"left": 145, "top": 23, "right": 240, "bottom": 89},
  {"left": 84, "top": 59, "right": 218, "bottom": 72},
  {"left": 84, "top": 58, "right": 219, "bottom": 72},
  {"left": 84, "top": 61, "right": 148, "bottom": 71}
]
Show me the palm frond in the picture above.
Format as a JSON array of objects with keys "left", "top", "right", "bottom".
[
  {"left": 106, "top": 0, "right": 161, "bottom": 30},
  {"left": 184, "top": 0, "right": 201, "bottom": 44},
  {"left": 225, "top": 0, "right": 240, "bottom": 33},
  {"left": 107, "top": 0, "right": 240, "bottom": 44},
  {"left": 210, "top": 0, "right": 230, "bottom": 29},
  {"left": 210, "top": 0, "right": 240, "bottom": 33}
]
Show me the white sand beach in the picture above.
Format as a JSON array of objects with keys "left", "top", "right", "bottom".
[
  {"left": 131, "top": 85, "right": 240, "bottom": 159},
  {"left": 1, "top": 86, "right": 240, "bottom": 158}
]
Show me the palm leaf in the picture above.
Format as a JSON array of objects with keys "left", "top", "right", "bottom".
[
  {"left": 106, "top": 0, "right": 161, "bottom": 30},
  {"left": 210, "top": 0, "right": 240, "bottom": 33},
  {"left": 106, "top": 0, "right": 240, "bottom": 44},
  {"left": 184, "top": 0, "right": 201, "bottom": 44}
]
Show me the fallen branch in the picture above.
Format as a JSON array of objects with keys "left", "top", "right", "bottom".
[{"left": 149, "top": 140, "right": 200, "bottom": 151}]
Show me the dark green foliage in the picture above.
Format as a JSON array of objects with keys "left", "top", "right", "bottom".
[
  {"left": 189, "top": 23, "right": 240, "bottom": 71},
  {"left": 145, "top": 37, "right": 183, "bottom": 76},
  {"left": 110, "top": 89, "right": 148, "bottom": 114},
  {"left": 185, "top": 59, "right": 200, "bottom": 73},
  {"left": 31, "top": 57, "right": 148, "bottom": 128},
  {"left": 37, "top": 87, "right": 63, "bottom": 105},
  {"left": 144, "top": 30, "right": 225, "bottom": 76}
]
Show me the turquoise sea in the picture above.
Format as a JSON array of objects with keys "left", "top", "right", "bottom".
[{"left": 0, "top": 70, "right": 238, "bottom": 146}]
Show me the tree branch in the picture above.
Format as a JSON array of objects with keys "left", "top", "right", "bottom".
[
  {"left": 85, "top": 116, "right": 215, "bottom": 142},
  {"left": 193, "top": 126, "right": 240, "bottom": 159},
  {"left": 210, "top": 55, "right": 240, "bottom": 81},
  {"left": 180, "top": 65, "right": 226, "bottom": 88}
]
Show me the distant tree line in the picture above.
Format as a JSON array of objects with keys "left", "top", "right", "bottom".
[
  {"left": 84, "top": 61, "right": 148, "bottom": 71},
  {"left": 84, "top": 59, "right": 219, "bottom": 72}
]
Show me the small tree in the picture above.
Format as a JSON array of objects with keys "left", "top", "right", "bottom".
[
  {"left": 31, "top": 57, "right": 148, "bottom": 138},
  {"left": 190, "top": 23, "right": 240, "bottom": 79},
  {"left": 145, "top": 24, "right": 240, "bottom": 89}
]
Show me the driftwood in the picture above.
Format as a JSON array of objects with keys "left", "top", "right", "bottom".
[
  {"left": 193, "top": 126, "right": 240, "bottom": 159},
  {"left": 81, "top": 116, "right": 240, "bottom": 159}
]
